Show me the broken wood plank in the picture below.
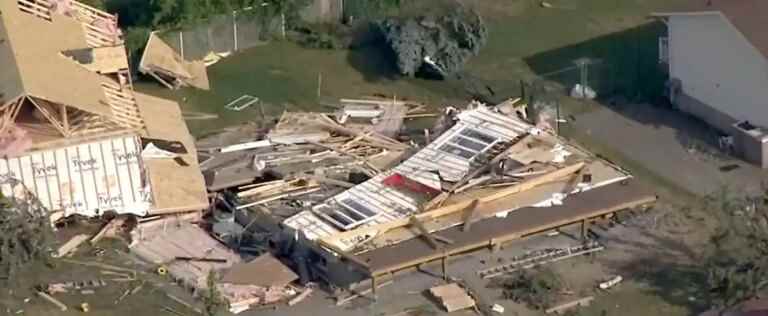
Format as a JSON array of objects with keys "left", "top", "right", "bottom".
[
  {"left": 37, "top": 291, "right": 67, "bottom": 311},
  {"left": 53, "top": 234, "right": 90, "bottom": 258},
  {"left": 544, "top": 296, "right": 594, "bottom": 314},
  {"left": 288, "top": 288, "right": 313, "bottom": 306},
  {"left": 174, "top": 256, "right": 228, "bottom": 263},
  {"left": 410, "top": 217, "right": 439, "bottom": 249},
  {"left": 461, "top": 200, "right": 480, "bottom": 232},
  {"left": 166, "top": 293, "right": 203, "bottom": 315},
  {"left": 336, "top": 280, "right": 393, "bottom": 306},
  {"left": 432, "top": 234, "right": 455, "bottom": 245},
  {"left": 308, "top": 175, "right": 356, "bottom": 188},
  {"left": 403, "top": 113, "right": 438, "bottom": 119},
  {"left": 90, "top": 217, "right": 126, "bottom": 245},
  {"left": 59, "top": 258, "right": 139, "bottom": 275}
]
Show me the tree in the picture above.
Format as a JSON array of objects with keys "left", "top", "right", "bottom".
[
  {"left": 489, "top": 267, "right": 565, "bottom": 310},
  {"left": 202, "top": 270, "right": 228, "bottom": 316},
  {"left": 376, "top": 7, "right": 487, "bottom": 79},
  {"left": 0, "top": 192, "right": 54, "bottom": 279},
  {"left": 702, "top": 188, "right": 768, "bottom": 311}
]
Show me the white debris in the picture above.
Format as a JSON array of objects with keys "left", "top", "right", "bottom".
[
  {"left": 533, "top": 192, "right": 566, "bottom": 207},
  {"left": 599, "top": 276, "right": 623, "bottom": 290},
  {"left": 491, "top": 304, "right": 505, "bottom": 314},
  {"left": 551, "top": 144, "right": 573, "bottom": 163},
  {"left": 141, "top": 143, "right": 180, "bottom": 159},
  {"left": 570, "top": 84, "right": 597, "bottom": 99}
]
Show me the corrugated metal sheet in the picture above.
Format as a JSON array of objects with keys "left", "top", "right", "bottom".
[
  {"left": 0, "top": 135, "right": 151, "bottom": 217},
  {"left": 284, "top": 106, "right": 531, "bottom": 240}
]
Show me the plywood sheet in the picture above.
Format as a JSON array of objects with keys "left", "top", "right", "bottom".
[
  {"left": 135, "top": 92, "right": 208, "bottom": 214},
  {"left": 0, "top": 1, "right": 113, "bottom": 117},
  {"left": 221, "top": 254, "right": 298, "bottom": 287}
]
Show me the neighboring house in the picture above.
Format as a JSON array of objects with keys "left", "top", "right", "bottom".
[
  {"left": 652, "top": 1, "right": 768, "bottom": 167},
  {"left": 0, "top": 0, "right": 208, "bottom": 218}
]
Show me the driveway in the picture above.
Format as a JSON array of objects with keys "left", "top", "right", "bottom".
[{"left": 572, "top": 103, "right": 768, "bottom": 197}]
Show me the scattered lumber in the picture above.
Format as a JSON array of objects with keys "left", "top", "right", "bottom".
[
  {"left": 544, "top": 296, "right": 594, "bottom": 314},
  {"left": 321, "top": 162, "right": 585, "bottom": 249},
  {"left": 308, "top": 141, "right": 382, "bottom": 174}
]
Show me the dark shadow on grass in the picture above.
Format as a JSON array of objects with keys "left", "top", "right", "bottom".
[
  {"left": 346, "top": 23, "right": 401, "bottom": 83},
  {"left": 524, "top": 21, "right": 668, "bottom": 103},
  {"left": 598, "top": 223, "right": 712, "bottom": 314}
]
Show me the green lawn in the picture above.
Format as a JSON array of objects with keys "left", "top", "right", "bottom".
[{"left": 136, "top": 0, "right": 685, "bottom": 136}]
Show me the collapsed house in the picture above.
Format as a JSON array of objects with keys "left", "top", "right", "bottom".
[
  {"left": 207, "top": 101, "right": 656, "bottom": 292},
  {"left": 0, "top": 0, "right": 208, "bottom": 219}
]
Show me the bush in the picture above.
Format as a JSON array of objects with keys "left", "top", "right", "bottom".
[{"left": 489, "top": 267, "right": 565, "bottom": 310}]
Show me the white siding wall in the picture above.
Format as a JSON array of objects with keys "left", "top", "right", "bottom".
[{"left": 668, "top": 14, "right": 768, "bottom": 128}]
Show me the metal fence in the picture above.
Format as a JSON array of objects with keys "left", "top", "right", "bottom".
[{"left": 157, "top": 10, "right": 280, "bottom": 61}]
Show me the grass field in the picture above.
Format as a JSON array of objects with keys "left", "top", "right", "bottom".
[{"left": 136, "top": 0, "right": 684, "bottom": 136}]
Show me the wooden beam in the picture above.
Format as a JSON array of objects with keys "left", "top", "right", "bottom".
[
  {"left": 545, "top": 296, "right": 594, "bottom": 314},
  {"left": 370, "top": 195, "right": 658, "bottom": 277},
  {"left": 410, "top": 217, "right": 439, "bottom": 249},
  {"left": 461, "top": 200, "right": 480, "bottom": 232},
  {"left": 335, "top": 279, "right": 392, "bottom": 306},
  {"left": 60, "top": 104, "right": 70, "bottom": 136},
  {"left": 423, "top": 135, "right": 531, "bottom": 210},
  {"left": 321, "top": 162, "right": 586, "bottom": 249},
  {"left": 0, "top": 96, "right": 23, "bottom": 135},
  {"left": 308, "top": 175, "right": 356, "bottom": 188},
  {"left": 26, "top": 97, "right": 67, "bottom": 136},
  {"left": 442, "top": 255, "right": 448, "bottom": 281},
  {"left": 433, "top": 234, "right": 455, "bottom": 245}
]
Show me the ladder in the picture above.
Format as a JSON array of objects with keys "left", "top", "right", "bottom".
[{"left": 477, "top": 241, "right": 604, "bottom": 279}]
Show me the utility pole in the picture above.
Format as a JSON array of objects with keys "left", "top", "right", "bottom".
[{"left": 573, "top": 57, "right": 591, "bottom": 98}]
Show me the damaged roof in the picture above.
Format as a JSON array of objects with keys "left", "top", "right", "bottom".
[
  {"left": 283, "top": 105, "right": 633, "bottom": 253},
  {"left": 284, "top": 107, "right": 531, "bottom": 240},
  {"left": 0, "top": 0, "right": 113, "bottom": 116}
]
